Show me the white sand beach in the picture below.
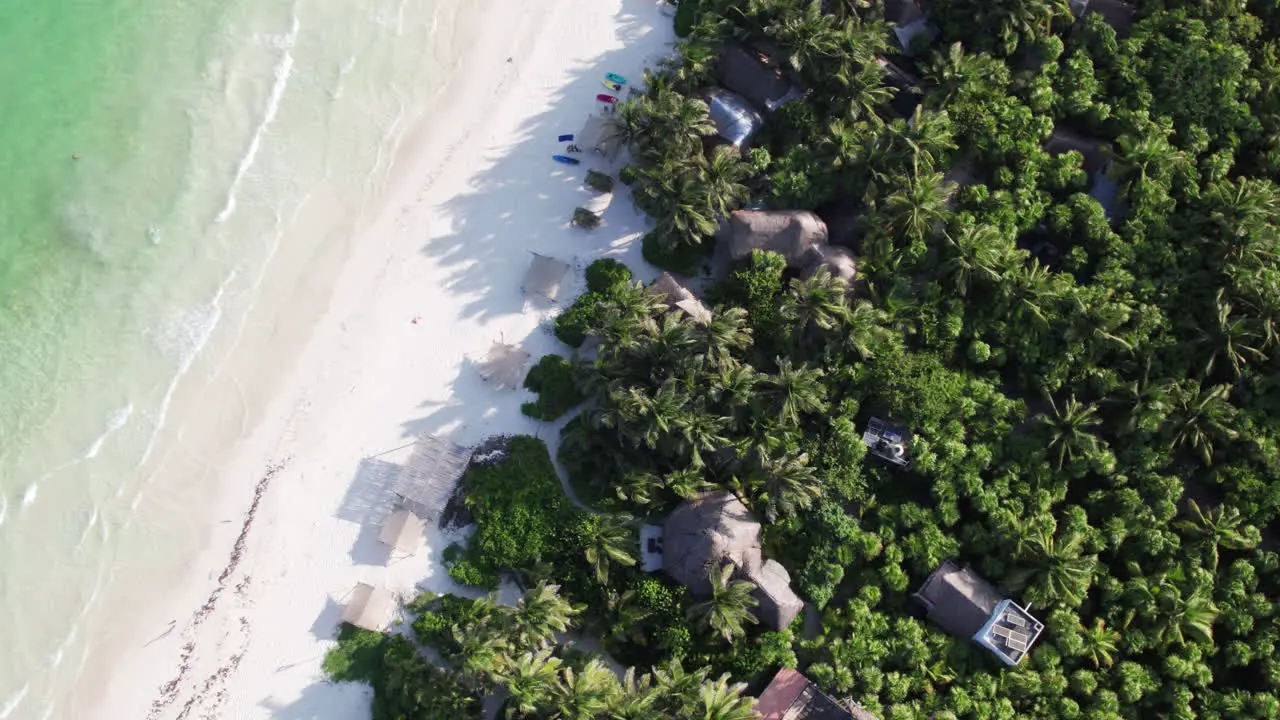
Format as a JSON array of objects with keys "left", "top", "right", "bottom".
[{"left": 82, "top": 0, "right": 674, "bottom": 717}]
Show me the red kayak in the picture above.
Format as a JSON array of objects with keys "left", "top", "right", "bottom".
[{"left": 596, "top": 93, "right": 618, "bottom": 104}]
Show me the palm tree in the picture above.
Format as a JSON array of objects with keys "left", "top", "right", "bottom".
[
  {"left": 1147, "top": 582, "right": 1219, "bottom": 647},
  {"left": 1161, "top": 381, "right": 1239, "bottom": 465},
  {"left": 1110, "top": 131, "right": 1188, "bottom": 196},
  {"left": 1107, "top": 359, "right": 1170, "bottom": 436},
  {"left": 1037, "top": 395, "right": 1103, "bottom": 469},
  {"left": 742, "top": 450, "right": 822, "bottom": 522},
  {"left": 583, "top": 515, "right": 638, "bottom": 585},
  {"left": 690, "top": 306, "right": 752, "bottom": 370},
  {"left": 514, "top": 583, "right": 579, "bottom": 649},
  {"left": 674, "top": 406, "right": 731, "bottom": 469},
  {"left": 757, "top": 357, "right": 827, "bottom": 426},
  {"left": 1195, "top": 289, "right": 1266, "bottom": 379},
  {"left": 881, "top": 169, "right": 954, "bottom": 244},
  {"left": 709, "top": 362, "right": 759, "bottom": 431},
  {"left": 651, "top": 660, "right": 709, "bottom": 715},
  {"left": 500, "top": 648, "right": 563, "bottom": 717},
  {"left": 687, "top": 564, "right": 760, "bottom": 643},
  {"left": 782, "top": 266, "right": 851, "bottom": 348},
  {"left": 938, "top": 224, "right": 1008, "bottom": 296},
  {"left": 610, "top": 667, "right": 660, "bottom": 720},
  {"left": 1006, "top": 522, "right": 1097, "bottom": 608},
  {"left": 699, "top": 146, "right": 752, "bottom": 219},
  {"left": 551, "top": 658, "right": 619, "bottom": 720},
  {"left": 844, "top": 300, "right": 890, "bottom": 359},
  {"left": 1175, "top": 500, "right": 1259, "bottom": 571},
  {"left": 1078, "top": 618, "right": 1119, "bottom": 668},
  {"left": 922, "top": 41, "right": 1007, "bottom": 109},
  {"left": 699, "top": 674, "right": 757, "bottom": 720},
  {"left": 1203, "top": 177, "right": 1280, "bottom": 268}
]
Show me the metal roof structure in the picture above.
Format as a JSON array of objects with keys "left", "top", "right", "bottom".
[
  {"left": 862, "top": 416, "right": 910, "bottom": 467},
  {"left": 391, "top": 434, "right": 473, "bottom": 520},
  {"left": 341, "top": 582, "right": 396, "bottom": 632},
  {"left": 478, "top": 340, "right": 531, "bottom": 390},
  {"left": 523, "top": 252, "right": 571, "bottom": 301},
  {"left": 975, "top": 599, "right": 1046, "bottom": 666},
  {"left": 705, "top": 87, "right": 763, "bottom": 149}
]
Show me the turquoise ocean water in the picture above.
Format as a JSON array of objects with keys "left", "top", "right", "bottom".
[{"left": 0, "top": 0, "right": 464, "bottom": 716}]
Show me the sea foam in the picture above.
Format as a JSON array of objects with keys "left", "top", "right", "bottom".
[
  {"left": 84, "top": 404, "right": 133, "bottom": 460},
  {"left": 0, "top": 684, "right": 28, "bottom": 720},
  {"left": 215, "top": 15, "right": 300, "bottom": 224}
]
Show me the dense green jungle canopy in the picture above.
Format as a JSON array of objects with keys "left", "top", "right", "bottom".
[{"left": 330, "top": 1, "right": 1280, "bottom": 718}]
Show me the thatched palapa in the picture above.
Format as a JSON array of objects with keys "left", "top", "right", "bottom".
[
  {"left": 391, "top": 433, "right": 473, "bottom": 520},
  {"left": 579, "top": 114, "right": 622, "bottom": 160},
  {"left": 341, "top": 582, "right": 396, "bottom": 632},
  {"left": 647, "top": 272, "right": 712, "bottom": 323},
  {"left": 727, "top": 210, "right": 829, "bottom": 267},
  {"left": 523, "top": 252, "right": 571, "bottom": 301},
  {"left": 378, "top": 508, "right": 425, "bottom": 555},
  {"left": 662, "top": 491, "right": 804, "bottom": 630},
  {"left": 801, "top": 245, "right": 858, "bottom": 283},
  {"left": 478, "top": 340, "right": 531, "bottom": 390},
  {"left": 913, "top": 559, "right": 1004, "bottom": 640}
]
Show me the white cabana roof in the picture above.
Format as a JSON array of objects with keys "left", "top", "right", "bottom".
[
  {"left": 378, "top": 508, "right": 425, "bottom": 554},
  {"left": 580, "top": 114, "right": 623, "bottom": 159},
  {"left": 341, "top": 582, "right": 396, "bottom": 632},
  {"left": 523, "top": 253, "right": 571, "bottom": 301},
  {"left": 478, "top": 340, "right": 531, "bottom": 390}
]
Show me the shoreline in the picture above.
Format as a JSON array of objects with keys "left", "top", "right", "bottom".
[{"left": 84, "top": 0, "right": 674, "bottom": 717}]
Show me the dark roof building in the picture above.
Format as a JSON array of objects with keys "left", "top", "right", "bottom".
[
  {"left": 913, "top": 560, "right": 1045, "bottom": 666},
  {"left": 662, "top": 491, "right": 805, "bottom": 631},
  {"left": 756, "top": 669, "right": 879, "bottom": 720},
  {"left": 877, "top": 58, "right": 924, "bottom": 119},
  {"left": 883, "top": 0, "right": 938, "bottom": 56},
  {"left": 718, "top": 45, "right": 801, "bottom": 113}
]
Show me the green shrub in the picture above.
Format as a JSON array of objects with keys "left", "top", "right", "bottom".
[
  {"left": 447, "top": 560, "right": 499, "bottom": 590},
  {"left": 585, "top": 170, "right": 616, "bottom": 194},
  {"left": 619, "top": 164, "right": 638, "bottom": 185},
  {"left": 555, "top": 291, "right": 607, "bottom": 347},
  {"left": 642, "top": 230, "right": 705, "bottom": 276},
  {"left": 572, "top": 207, "right": 602, "bottom": 229},
  {"left": 458, "top": 436, "right": 580, "bottom": 578},
  {"left": 521, "top": 354, "right": 585, "bottom": 421},
  {"left": 673, "top": 0, "right": 700, "bottom": 37},
  {"left": 323, "top": 624, "right": 389, "bottom": 683},
  {"left": 585, "top": 258, "right": 632, "bottom": 293}
]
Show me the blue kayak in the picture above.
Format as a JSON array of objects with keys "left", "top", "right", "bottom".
[
  {"left": 558, "top": 134, "right": 573, "bottom": 142},
  {"left": 552, "top": 154, "right": 580, "bottom": 165},
  {"left": 605, "top": 72, "right": 626, "bottom": 85}
]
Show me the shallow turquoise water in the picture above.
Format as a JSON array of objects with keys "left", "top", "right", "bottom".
[{"left": 0, "top": 0, "right": 458, "bottom": 715}]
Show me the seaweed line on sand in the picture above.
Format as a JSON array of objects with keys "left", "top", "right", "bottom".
[{"left": 147, "top": 458, "right": 291, "bottom": 720}]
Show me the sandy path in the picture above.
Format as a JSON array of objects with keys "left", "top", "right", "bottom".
[{"left": 91, "top": 0, "right": 673, "bottom": 717}]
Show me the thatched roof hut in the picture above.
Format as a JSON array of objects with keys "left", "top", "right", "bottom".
[
  {"left": 392, "top": 434, "right": 474, "bottom": 520},
  {"left": 579, "top": 114, "right": 622, "bottom": 160},
  {"left": 647, "top": 272, "right": 712, "bottom": 323},
  {"left": 801, "top": 245, "right": 858, "bottom": 283},
  {"left": 663, "top": 491, "right": 804, "bottom": 630},
  {"left": 378, "top": 508, "right": 426, "bottom": 555},
  {"left": 727, "top": 210, "right": 829, "bottom": 267},
  {"left": 705, "top": 88, "right": 764, "bottom": 149},
  {"left": 523, "top": 252, "right": 571, "bottom": 301},
  {"left": 341, "top": 582, "right": 395, "bottom": 632},
  {"left": 913, "top": 560, "right": 1004, "bottom": 639},
  {"left": 717, "top": 45, "right": 796, "bottom": 112},
  {"left": 478, "top": 340, "right": 531, "bottom": 390}
]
